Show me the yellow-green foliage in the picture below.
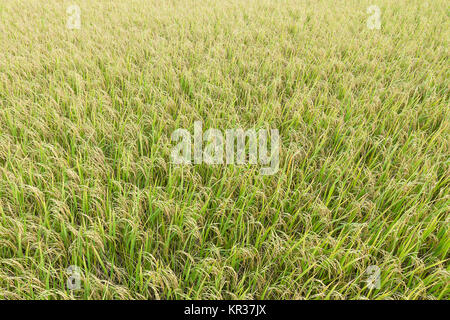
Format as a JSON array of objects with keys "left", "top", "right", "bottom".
[{"left": 0, "top": 0, "right": 448, "bottom": 299}]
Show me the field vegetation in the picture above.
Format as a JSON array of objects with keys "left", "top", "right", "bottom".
[{"left": 0, "top": 0, "right": 448, "bottom": 299}]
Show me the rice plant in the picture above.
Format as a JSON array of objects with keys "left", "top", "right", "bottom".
[{"left": 0, "top": 0, "right": 448, "bottom": 299}]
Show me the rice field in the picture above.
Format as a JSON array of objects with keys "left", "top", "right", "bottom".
[{"left": 0, "top": 0, "right": 448, "bottom": 299}]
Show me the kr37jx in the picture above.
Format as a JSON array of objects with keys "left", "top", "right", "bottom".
[{"left": 228, "top": 304, "right": 266, "bottom": 317}]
